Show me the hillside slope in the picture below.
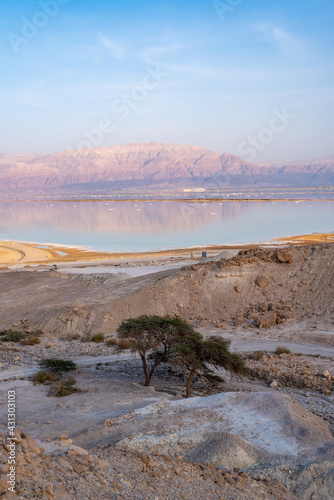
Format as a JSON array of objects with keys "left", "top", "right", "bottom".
[{"left": 0, "top": 244, "right": 333, "bottom": 336}]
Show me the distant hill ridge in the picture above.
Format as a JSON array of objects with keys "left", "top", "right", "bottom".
[{"left": 0, "top": 142, "right": 333, "bottom": 192}]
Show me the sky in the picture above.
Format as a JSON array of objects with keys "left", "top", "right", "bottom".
[{"left": 0, "top": 0, "right": 333, "bottom": 161}]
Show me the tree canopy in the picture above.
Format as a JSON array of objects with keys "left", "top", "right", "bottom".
[
  {"left": 170, "top": 333, "right": 247, "bottom": 397},
  {"left": 117, "top": 315, "right": 247, "bottom": 396},
  {"left": 117, "top": 315, "right": 195, "bottom": 386}
]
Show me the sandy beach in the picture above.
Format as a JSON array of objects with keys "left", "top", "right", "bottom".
[
  {"left": 0, "top": 240, "right": 229, "bottom": 266},
  {"left": 275, "top": 233, "right": 334, "bottom": 244},
  {"left": 0, "top": 233, "right": 334, "bottom": 267}
]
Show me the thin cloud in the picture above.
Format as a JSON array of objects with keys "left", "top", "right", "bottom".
[
  {"left": 98, "top": 35, "right": 124, "bottom": 60},
  {"left": 139, "top": 42, "right": 189, "bottom": 66},
  {"left": 250, "top": 23, "right": 302, "bottom": 51}
]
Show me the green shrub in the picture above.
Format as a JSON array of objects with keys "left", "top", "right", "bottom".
[
  {"left": 1, "top": 331, "right": 25, "bottom": 343},
  {"left": 48, "top": 380, "right": 78, "bottom": 398},
  {"left": 275, "top": 346, "right": 291, "bottom": 355},
  {"left": 91, "top": 333, "right": 105, "bottom": 343},
  {"left": 33, "top": 371, "right": 59, "bottom": 385},
  {"left": 39, "top": 358, "right": 76, "bottom": 373}
]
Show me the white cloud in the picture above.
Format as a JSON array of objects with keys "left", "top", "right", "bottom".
[
  {"left": 98, "top": 35, "right": 124, "bottom": 60},
  {"left": 250, "top": 23, "right": 302, "bottom": 51},
  {"left": 139, "top": 43, "right": 183, "bottom": 65}
]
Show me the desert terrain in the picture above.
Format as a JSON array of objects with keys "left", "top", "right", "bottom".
[
  {"left": 0, "top": 241, "right": 333, "bottom": 499},
  {"left": 2, "top": 0, "right": 334, "bottom": 495}
]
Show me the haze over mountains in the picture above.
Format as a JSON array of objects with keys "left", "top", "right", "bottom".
[{"left": 0, "top": 142, "right": 333, "bottom": 194}]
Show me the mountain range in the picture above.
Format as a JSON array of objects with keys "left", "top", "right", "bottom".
[{"left": 0, "top": 142, "right": 333, "bottom": 193}]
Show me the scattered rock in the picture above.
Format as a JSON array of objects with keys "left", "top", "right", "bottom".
[
  {"left": 103, "top": 314, "right": 114, "bottom": 321},
  {"left": 275, "top": 249, "right": 294, "bottom": 264},
  {"left": 256, "top": 277, "right": 270, "bottom": 288},
  {"left": 246, "top": 354, "right": 334, "bottom": 392},
  {"left": 253, "top": 312, "right": 277, "bottom": 329},
  {"left": 270, "top": 380, "right": 279, "bottom": 388},
  {"left": 73, "top": 308, "right": 86, "bottom": 318}
]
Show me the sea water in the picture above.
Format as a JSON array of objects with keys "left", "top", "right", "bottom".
[{"left": 0, "top": 200, "right": 332, "bottom": 252}]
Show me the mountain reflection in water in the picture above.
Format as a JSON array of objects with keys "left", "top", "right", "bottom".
[{"left": 0, "top": 201, "right": 332, "bottom": 252}]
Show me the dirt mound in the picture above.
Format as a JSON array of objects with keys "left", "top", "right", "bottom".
[
  {"left": 0, "top": 244, "right": 333, "bottom": 336},
  {"left": 102, "top": 392, "right": 333, "bottom": 463}
]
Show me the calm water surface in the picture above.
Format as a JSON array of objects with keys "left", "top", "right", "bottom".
[{"left": 0, "top": 201, "right": 332, "bottom": 252}]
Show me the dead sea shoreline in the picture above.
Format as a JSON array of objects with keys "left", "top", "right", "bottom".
[
  {"left": 1, "top": 197, "right": 334, "bottom": 203},
  {"left": 0, "top": 233, "right": 333, "bottom": 267}
]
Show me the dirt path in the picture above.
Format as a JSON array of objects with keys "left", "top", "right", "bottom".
[
  {"left": 1, "top": 339, "right": 333, "bottom": 382},
  {"left": 230, "top": 339, "right": 334, "bottom": 357},
  {"left": 0, "top": 352, "right": 134, "bottom": 381}
]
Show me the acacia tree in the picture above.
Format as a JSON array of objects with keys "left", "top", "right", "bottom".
[
  {"left": 116, "top": 315, "right": 196, "bottom": 386},
  {"left": 171, "top": 334, "right": 247, "bottom": 398}
]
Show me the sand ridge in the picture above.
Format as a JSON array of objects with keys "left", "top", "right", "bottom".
[{"left": 0, "top": 241, "right": 52, "bottom": 264}]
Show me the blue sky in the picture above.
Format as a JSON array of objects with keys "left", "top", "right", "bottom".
[{"left": 0, "top": 0, "right": 333, "bottom": 161}]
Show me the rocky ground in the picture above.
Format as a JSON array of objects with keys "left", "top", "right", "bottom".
[
  {"left": 244, "top": 351, "right": 334, "bottom": 392},
  {"left": 0, "top": 243, "right": 333, "bottom": 499},
  {"left": 0, "top": 336, "right": 333, "bottom": 499},
  {"left": 0, "top": 429, "right": 298, "bottom": 500}
]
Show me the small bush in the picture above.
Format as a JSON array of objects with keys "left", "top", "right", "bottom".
[
  {"left": 275, "top": 346, "right": 291, "bottom": 355},
  {"left": 62, "top": 376, "right": 76, "bottom": 386},
  {"left": 33, "top": 371, "right": 59, "bottom": 385},
  {"left": 64, "top": 333, "right": 81, "bottom": 341},
  {"left": 249, "top": 350, "right": 266, "bottom": 361},
  {"left": 21, "top": 336, "right": 41, "bottom": 346},
  {"left": 105, "top": 338, "right": 118, "bottom": 347},
  {"left": 60, "top": 333, "right": 80, "bottom": 341},
  {"left": 48, "top": 380, "right": 78, "bottom": 398},
  {"left": 91, "top": 333, "right": 105, "bottom": 343},
  {"left": 29, "top": 329, "right": 43, "bottom": 337},
  {"left": 117, "top": 339, "right": 133, "bottom": 350},
  {"left": 80, "top": 335, "right": 91, "bottom": 343},
  {"left": 1, "top": 330, "right": 25, "bottom": 343},
  {"left": 39, "top": 358, "right": 76, "bottom": 373}
]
